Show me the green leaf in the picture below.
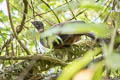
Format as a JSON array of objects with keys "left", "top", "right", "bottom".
[
  {"left": 115, "top": 36, "right": 120, "bottom": 43},
  {"left": 79, "top": 0, "right": 103, "bottom": 11},
  {"left": 105, "top": 53, "right": 120, "bottom": 69},
  {"left": 0, "top": 10, "right": 8, "bottom": 21},
  {"left": 92, "top": 61, "right": 104, "bottom": 80},
  {"left": 41, "top": 21, "right": 112, "bottom": 38},
  {"left": 57, "top": 47, "right": 101, "bottom": 80},
  {"left": 56, "top": 0, "right": 103, "bottom": 13},
  {"left": 0, "top": 0, "right": 3, "bottom": 2},
  {"left": 0, "top": 10, "right": 4, "bottom": 16}
]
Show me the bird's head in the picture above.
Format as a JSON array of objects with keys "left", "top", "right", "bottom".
[{"left": 31, "top": 21, "right": 44, "bottom": 33}]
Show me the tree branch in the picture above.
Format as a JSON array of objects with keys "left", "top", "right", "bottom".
[
  {"left": 6, "top": 0, "right": 31, "bottom": 55},
  {"left": 0, "top": 40, "right": 96, "bottom": 61},
  {"left": 17, "top": 0, "right": 28, "bottom": 34},
  {"left": 0, "top": 0, "right": 29, "bottom": 55},
  {"left": 0, "top": 54, "right": 66, "bottom": 65}
]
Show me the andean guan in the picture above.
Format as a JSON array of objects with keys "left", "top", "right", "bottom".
[{"left": 31, "top": 21, "right": 95, "bottom": 49}]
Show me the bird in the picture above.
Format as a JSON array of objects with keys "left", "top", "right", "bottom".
[{"left": 31, "top": 21, "right": 95, "bottom": 49}]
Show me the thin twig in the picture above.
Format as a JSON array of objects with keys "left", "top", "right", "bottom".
[
  {"left": 11, "top": 42, "right": 15, "bottom": 56},
  {"left": 37, "top": 0, "right": 72, "bottom": 15},
  {"left": 10, "top": 3, "right": 32, "bottom": 21},
  {"left": 41, "top": 0, "right": 60, "bottom": 23},
  {"left": 6, "top": 44, "right": 9, "bottom": 56},
  {"left": 68, "top": 9, "right": 86, "bottom": 21},
  {"left": 36, "top": 13, "right": 55, "bottom": 25},
  {"left": 0, "top": 36, "right": 13, "bottom": 55},
  {"left": 103, "top": 0, "right": 116, "bottom": 23},
  {"left": 103, "top": 11, "right": 111, "bottom": 22},
  {"left": 93, "top": 0, "right": 113, "bottom": 22},
  {"left": 30, "top": 0, "right": 35, "bottom": 18},
  {"left": 84, "top": 12, "right": 91, "bottom": 21},
  {"left": 10, "top": 0, "right": 71, "bottom": 23},
  {"left": 65, "top": 0, "right": 77, "bottom": 20},
  {"left": 27, "top": 1, "right": 55, "bottom": 25}
]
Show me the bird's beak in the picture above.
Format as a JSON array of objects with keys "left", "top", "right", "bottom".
[
  {"left": 38, "top": 29, "right": 41, "bottom": 33},
  {"left": 38, "top": 29, "right": 44, "bottom": 33}
]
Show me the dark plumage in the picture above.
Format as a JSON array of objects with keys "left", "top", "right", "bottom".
[
  {"left": 31, "top": 21, "right": 44, "bottom": 33},
  {"left": 31, "top": 21, "right": 95, "bottom": 49}
]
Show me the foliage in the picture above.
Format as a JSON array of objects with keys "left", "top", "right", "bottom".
[{"left": 0, "top": 0, "right": 120, "bottom": 80}]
